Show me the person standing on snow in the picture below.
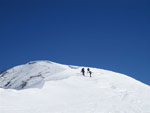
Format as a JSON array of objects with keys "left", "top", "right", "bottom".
[
  {"left": 89, "top": 70, "right": 92, "bottom": 77},
  {"left": 81, "top": 68, "right": 85, "bottom": 76},
  {"left": 87, "top": 68, "right": 92, "bottom": 77}
]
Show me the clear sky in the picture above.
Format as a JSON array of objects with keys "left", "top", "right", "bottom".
[{"left": 0, "top": 0, "right": 150, "bottom": 84}]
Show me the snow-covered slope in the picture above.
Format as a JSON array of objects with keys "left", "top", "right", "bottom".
[
  {"left": 0, "top": 61, "right": 150, "bottom": 113},
  {"left": 0, "top": 61, "right": 68, "bottom": 89}
]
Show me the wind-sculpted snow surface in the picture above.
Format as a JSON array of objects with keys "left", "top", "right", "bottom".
[
  {"left": 0, "top": 61, "right": 67, "bottom": 89},
  {"left": 0, "top": 61, "right": 150, "bottom": 113}
]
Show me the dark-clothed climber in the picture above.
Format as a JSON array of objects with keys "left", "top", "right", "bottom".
[
  {"left": 81, "top": 68, "right": 85, "bottom": 76},
  {"left": 87, "top": 68, "right": 92, "bottom": 77}
]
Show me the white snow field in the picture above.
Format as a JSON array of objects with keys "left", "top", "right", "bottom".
[{"left": 0, "top": 61, "right": 150, "bottom": 113}]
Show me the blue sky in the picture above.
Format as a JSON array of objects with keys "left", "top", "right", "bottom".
[{"left": 0, "top": 0, "right": 150, "bottom": 84}]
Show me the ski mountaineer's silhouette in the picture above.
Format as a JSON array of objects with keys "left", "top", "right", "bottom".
[
  {"left": 87, "top": 68, "right": 92, "bottom": 77},
  {"left": 81, "top": 68, "right": 85, "bottom": 76}
]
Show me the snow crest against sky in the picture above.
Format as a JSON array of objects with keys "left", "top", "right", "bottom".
[{"left": 0, "top": 0, "right": 150, "bottom": 84}]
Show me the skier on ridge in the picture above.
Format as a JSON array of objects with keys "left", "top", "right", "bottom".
[
  {"left": 81, "top": 68, "right": 85, "bottom": 76},
  {"left": 87, "top": 68, "right": 92, "bottom": 77}
]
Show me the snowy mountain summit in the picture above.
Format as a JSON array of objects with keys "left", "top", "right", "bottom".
[
  {"left": 0, "top": 61, "right": 67, "bottom": 89},
  {"left": 0, "top": 60, "right": 150, "bottom": 113}
]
